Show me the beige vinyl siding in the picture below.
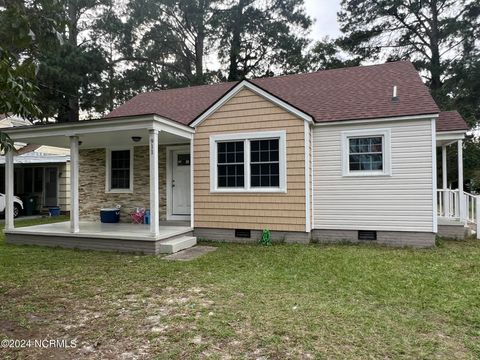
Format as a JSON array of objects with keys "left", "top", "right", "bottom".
[
  {"left": 312, "top": 119, "right": 434, "bottom": 232},
  {"left": 194, "top": 88, "right": 306, "bottom": 232},
  {"left": 58, "top": 162, "right": 70, "bottom": 212}
]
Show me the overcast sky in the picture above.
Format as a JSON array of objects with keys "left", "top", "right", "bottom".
[{"left": 304, "top": 0, "right": 342, "bottom": 40}]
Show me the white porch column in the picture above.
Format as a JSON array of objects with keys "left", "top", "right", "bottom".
[
  {"left": 458, "top": 139, "right": 465, "bottom": 223},
  {"left": 5, "top": 149, "right": 14, "bottom": 231},
  {"left": 70, "top": 136, "right": 80, "bottom": 233},
  {"left": 149, "top": 129, "right": 160, "bottom": 236},
  {"left": 442, "top": 145, "right": 449, "bottom": 217},
  {"left": 190, "top": 137, "right": 194, "bottom": 228}
]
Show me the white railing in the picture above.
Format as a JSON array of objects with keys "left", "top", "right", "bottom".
[
  {"left": 464, "top": 192, "right": 479, "bottom": 225},
  {"left": 438, "top": 189, "right": 480, "bottom": 239},
  {"left": 437, "top": 189, "right": 459, "bottom": 219}
]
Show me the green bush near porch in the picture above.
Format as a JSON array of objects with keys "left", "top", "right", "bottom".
[{"left": 0, "top": 217, "right": 479, "bottom": 358}]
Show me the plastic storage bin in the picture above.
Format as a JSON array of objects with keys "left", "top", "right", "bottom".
[
  {"left": 48, "top": 207, "right": 61, "bottom": 216},
  {"left": 100, "top": 208, "right": 120, "bottom": 223}
]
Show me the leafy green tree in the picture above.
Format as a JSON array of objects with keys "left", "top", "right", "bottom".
[
  {"left": 443, "top": 53, "right": 480, "bottom": 189},
  {"left": 36, "top": 43, "right": 107, "bottom": 121},
  {"left": 0, "top": 0, "right": 62, "bottom": 60},
  {"left": 0, "top": 1, "right": 52, "bottom": 152},
  {"left": 116, "top": 0, "right": 220, "bottom": 91},
  {"left": 1, "top": 0, "right": 110, "bottom": 122},
  {"left": 0, "top": 47, "right": 41, "bottom": 152},
  {"left": 214, "top": 0, "right": 312, "bottom": 81},
  {"left": 308, "top": 39, "right": 361, "bottom": 70},
  {"left": 338, "top": 0, "right": 479, "bottom": 101},
  {"left": 89, "top": 2, "right": 133, "bottom": 112},
  {"left": 37, "top": 0, "right": 110, "bottom": 122}
]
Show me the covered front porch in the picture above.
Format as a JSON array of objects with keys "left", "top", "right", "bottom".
[
  {"left": 436, "top": 128, "right": 478, "bottom": 239},
  {"left": 6, "top": 220, "right": 194, "bottom": 254},
  {"left": 3, "top": 115, "right": 196, "bottom": 254}
]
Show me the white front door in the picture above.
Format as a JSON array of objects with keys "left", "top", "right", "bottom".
[{"left": 172, "top": 150, "right": 191, "bottom": 215}]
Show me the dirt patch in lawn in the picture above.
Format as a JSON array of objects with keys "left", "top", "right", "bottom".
[{"left": 1, "top": 285, "right": 220, "bottom": 359}]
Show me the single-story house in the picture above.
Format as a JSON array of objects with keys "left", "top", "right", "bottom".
[
  {"left": 0, "top": 114, "right": 70, "bottom": 215},
  {"left": 2, "top": 61, "right": 472, "bottom": 253}
]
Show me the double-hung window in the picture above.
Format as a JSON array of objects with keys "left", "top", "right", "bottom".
[
  {"left": 217, "top": 141, "right": 245, "bottom": 188},
  {"left": 250, "top": 139, "right": 280, "bottom": 187},
  {"left": 106, "top": 148, "right": 133, "bottom": 193},
  {"left": 342, "top": 129, "right": 391, "bottom": 176},
  {"left": 210, "top": 131, "right": 286, "bottom": 192}
]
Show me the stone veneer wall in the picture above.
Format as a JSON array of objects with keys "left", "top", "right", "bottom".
[{"left": 79, "top": 146, "right": 167, "bottom": 222}]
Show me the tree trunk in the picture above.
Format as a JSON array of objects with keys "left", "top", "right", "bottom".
[
  {"left": 429, "top": 1, "right": 442, "bottom": 96},
  {"left": 194, "top": 0, "right": 206, "bottom": 84},
  {"left": 68, "top": 1, "right": 78, "bottom": 47},
  {"left": 108, "top": 62, "right": 115, "bottom": 112},
  {"left": 227, "top": 1, "right": 245, "bottom": 81},
  {"left": 66, "top": 0, "right": 80, "bottom": 122}
]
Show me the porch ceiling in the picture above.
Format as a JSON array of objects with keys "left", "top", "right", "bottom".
[
  {"left": 4, "top": 116, "right": 193, "bottom": 148},
  {"left": 18, "top": 129, "right": 189, "bottom": 149},
  {"left": 436, "top": 130, "right": 465, "bottom": 147}
]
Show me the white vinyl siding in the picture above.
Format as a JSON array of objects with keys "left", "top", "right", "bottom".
[{"left": 312, "top": 119, "right": 434, "bottom": 232}]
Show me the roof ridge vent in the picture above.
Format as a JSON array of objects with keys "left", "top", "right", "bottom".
[{"left": 392, "top": 85, "right": 399, "bottom": 101}]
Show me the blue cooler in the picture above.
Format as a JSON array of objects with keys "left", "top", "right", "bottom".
[
  {"left": 100, "top": 208, "right": 120, "bottom": 223},
  {"left": 49, "top": 207, "right": 61, "bottom": 216}
]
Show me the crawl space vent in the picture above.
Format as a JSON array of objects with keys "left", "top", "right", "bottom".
[
  {"left": 358, "top": 230, "right": 377, "bottom": 241},
  {"left": 235, "top": 229, "right": 251, "bottom": 238}
]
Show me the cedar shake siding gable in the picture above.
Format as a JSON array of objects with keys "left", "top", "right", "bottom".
[{"left": 194, "top": 88, "right": 307, "bottom": 232}]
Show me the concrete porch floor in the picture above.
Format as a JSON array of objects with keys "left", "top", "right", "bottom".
[
  {"left": 438, "top": 217, "right": 463, "bottom": 226},
  {"left": 5, "top": 220, "right": 192, "bottom": 241},
  {"left": 4, "top": 220, "right": 195, "bottom": 254}
]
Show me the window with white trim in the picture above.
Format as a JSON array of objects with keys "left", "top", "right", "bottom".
[
  {"left": 217, "top": 141, "right": 245, "bottom": 188},
  {"left": 106, "top": 149, "right": 133, "bottom": 192},
  {"left": 342, "top": 129, "right": 391, "bottom": 176},
  {"left": 250, "top": 139, "right": 280, "bottom": 187},
  {"left": 210, "top": 131, "right": 286, "bottom": 192},
  {"left": 348, "top": 136, "right": 383, "bottom": 171}
]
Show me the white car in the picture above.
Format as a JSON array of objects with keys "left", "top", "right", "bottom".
[{"left": 0, "top": 193, "right": 24, "bottom": 218}]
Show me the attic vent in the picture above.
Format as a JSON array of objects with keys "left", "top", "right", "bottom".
[
  {"left": 235, "top": 229, "right": 251, "bottom": 238},
  {"left": 358, "top": 230, "right": 377, "bottom": 241},
  {"left": 392, "top": 85, "right": 399, "bottom": 101}
]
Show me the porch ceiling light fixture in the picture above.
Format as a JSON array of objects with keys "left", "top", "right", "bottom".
[{"left": 131, "top": 136, "right": 142, "bottom": 142}]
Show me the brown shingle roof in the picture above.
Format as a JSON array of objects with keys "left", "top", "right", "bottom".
[
  {"left": 106, "top": 82, "right": 236, "bottom": 124},
  {"left": 105, "top": 61, "right": 439, "bottom": 125},
  {"left": 437, "top": 111, "right": 469, "bottom": 132}
]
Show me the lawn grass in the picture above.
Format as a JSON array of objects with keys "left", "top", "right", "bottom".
[{"left": 1, "top": 217, "right": 480, "bottom": 359}]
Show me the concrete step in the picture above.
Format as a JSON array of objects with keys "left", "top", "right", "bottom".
[{"left": 158, "top": 236, "right": 197, "bottom": 254}]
